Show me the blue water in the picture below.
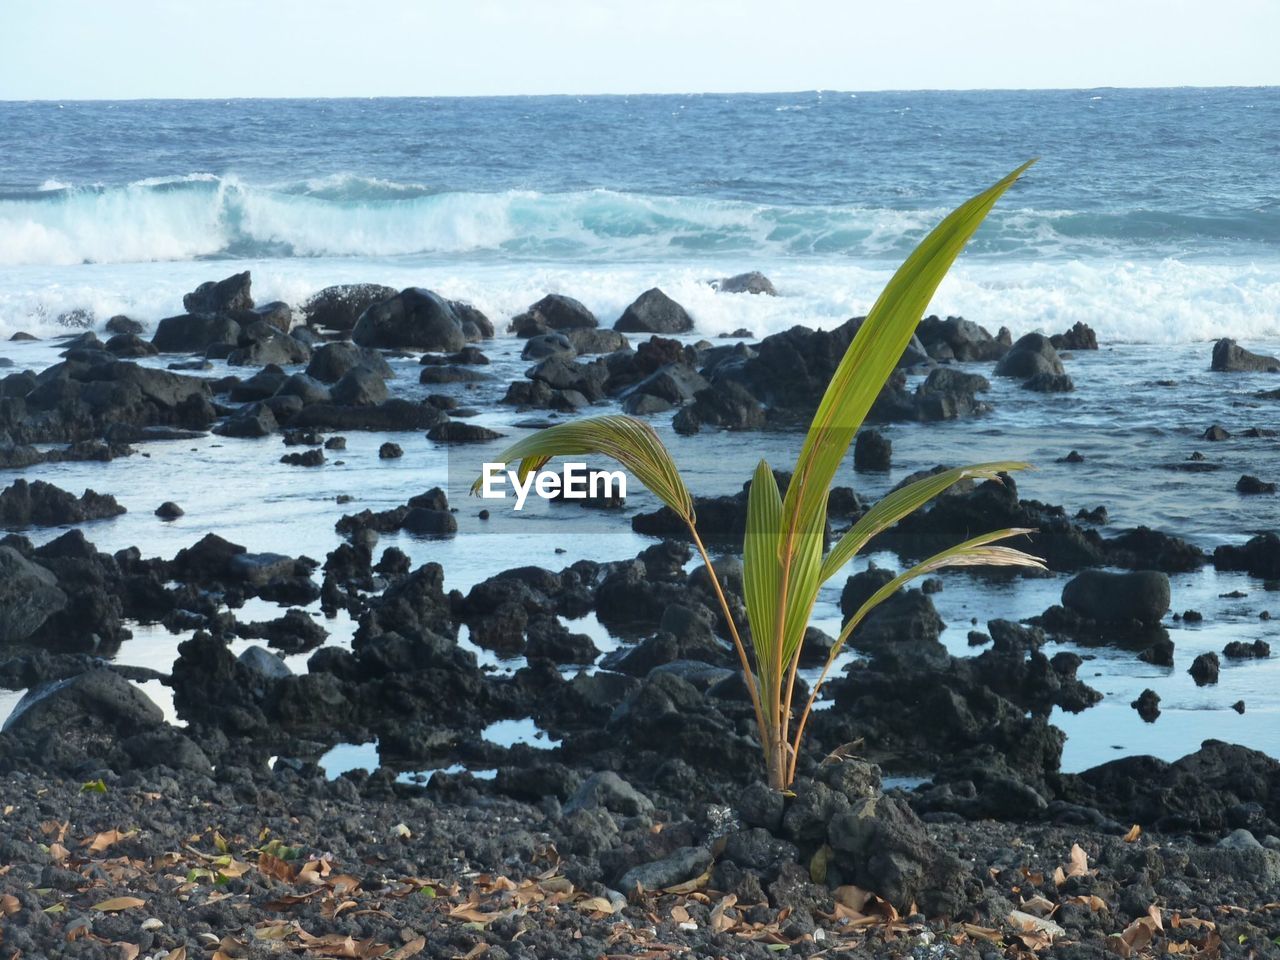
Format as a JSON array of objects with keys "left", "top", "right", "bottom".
[
  {"left": 1, "top": 89, "right": 1278, "bottom": 341},
  {"left": 2, "top": 90, "right": 1280, "bottom": 775}
]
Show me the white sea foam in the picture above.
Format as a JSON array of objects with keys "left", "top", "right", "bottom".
[
  {"left": 5, "top": 175, "right": 1272, "bottom": 269},
  {"left": 0, "top": 254, "right": 1276, "bottom": 345}
]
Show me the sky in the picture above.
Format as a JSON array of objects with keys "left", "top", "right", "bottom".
[{"left": 1, "top": 0, "right": 1277, "bottom": 100}]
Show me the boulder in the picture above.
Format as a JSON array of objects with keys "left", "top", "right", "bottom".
[
  {"left": 426, "top": 422, "right": 503, "bottom": 444},
  {"left": 151, "top": 313, "right": 241, "bottom": 353},
  {"left": 510, "top": 294, "right": 598, "bottom": 336},
  {"left": 1212, "top": 338, "right": 1280, "bottom": 373},
  {"left": 1050, "top": 322, "right": 1098, "bottom": 351},
  {"left": 916, "top": 315, "right": 1010, "bottom": 362},
  {"left": 2, "top": 669, "right": 162, "bottom": 749},
  {"left": 854, "top": 429, "right": 891, "bottom": 472},
  {"left": 1061, "top": 570, "right": 1170, "bottom": 625},
  {"left": 182, "top": 271, "right": 253, "bottom": 314},
  {"left": 1214, "top": 533, "right": 1280, "bottom": 580},
  {"left": 352, "top": 288, "right": 471, "bottom": 351},
  {"left": 521, "top": 333, "right": 576, "bottom": 360},
  {"left": 0, "top": 479, "right": 125, "bottom": 526},
  {"left": 104, "top": 315, "right": 144, "bottom": 336},
  {"left": 827, "top": 794, "right": 965, "bottom": 915},
  {"left": 0, "top": 546, "right": 68, "bottom": 644},
  {"left": 713, "top": 271, "right": 776, "bottom": 296},
  {"left": 104, "top": 333, "right": 157, "bottom": 358},
  {"left": 565, "top": 328, "right": 629, "bottom": 354},
  {"left": 330, "top": 367, "right": 389, "bottom": 407},
  {"left": 1189, "top": 652, "right": 1220, "bottom": 685},
  {"left": 614, "top": 288, "right": 694, "bottom": 334},
  {"left": 301, "top": 284, "right": 398, "bottom": 332},
  {"left": 306, "top": 341, "right": 394, "bottom": 383},
  {"left": 994, "top": 333, "right": 1065, "bottom": 379}
]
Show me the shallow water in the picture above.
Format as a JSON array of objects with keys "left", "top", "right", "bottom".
[{"left": 2, "top": 327, "right": 1279, "bottom": 774}]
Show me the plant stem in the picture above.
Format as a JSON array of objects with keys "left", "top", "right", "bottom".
[{"left": 686, "top": 524, "right": 774, "bottom": 783}]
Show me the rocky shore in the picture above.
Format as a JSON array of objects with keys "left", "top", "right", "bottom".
[{"left": 2, "top": 271, "right": 1280, "bottom": 956}]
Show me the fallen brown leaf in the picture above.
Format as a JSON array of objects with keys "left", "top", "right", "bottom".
[
  {"left": 1122, "top": 824, "right": 1142, "bottom": 843},
  {"left": 388, "top": 938, "right": 426, "bottom": 959},
  {"left": 92, "top": 896, "right": 146, "bottom": 912}
]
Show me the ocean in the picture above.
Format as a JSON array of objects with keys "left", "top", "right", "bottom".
[
  {"left": 1, "top": 88, "right": 1280, "bottom": 777},
  {"left": 1, "top": 88, "right": 1278, "bottom": 342}
]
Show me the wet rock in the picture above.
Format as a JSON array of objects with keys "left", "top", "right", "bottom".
[
  {"left": 305, "top": 341, "right": 394, "bottom": 383},
  {"left": 238, "top": 644, "right": 292, "bottom": 680},
  {"left": 227, "top": 328, "right": 310, "bottom": 367},
  {"left": 853, "top": 428, "right": 891, "bottom": 472},
  {"left": 330, "top": 367, "right": 388, "bottom": 407},
  {"left": 916, "top": 315, "right": 1010, "bottom": 362},
  {"left": 994, "top": 333, "right": 1065, "bottom": 379},
  {"left": 212, "top": 402, "right": 277, "bottom": 438},
  {"left": 301, "top": 284, "right": 398, "bottom": 332},
  {"left": 418, "top": 366, "right": 491, "bottom": 385},
  {"left": 276, "top": 373, "right": 331, "bottom": 405},
  {"left": 0, "top": 479, "right": 125, "bottom": 526},
  {"left": 1189, "top": 652, "right": 1220, "bottom": 685},
  {"left": 280, "top": 449, "right": 324, "bottom": 467},
  {"left": 1224, "top": 639, "right": 1270, "bottom": 659},
  {"left": 671, "top": 381, "right": 765, "bottom": 435},
  {"left": 1237, "top": 474, "right": 1276, "bottom": 494},
  {"left": 291, "top": 399, "right": 446, "bottom": 432},
  {"left": 105, "top": 315, "right": 144, "bottom": 336},
  {"left": 378, "top": 442, "right": 402, "bottom": 459},
  {"left": 565, "top": 327, "right": 629, "bottom": 354},
  {"left": 151, "top": 313, "right": 241, "bottom": 353},
  {"left": 1060, "top": 740, "right": 1280, "bottom": 833},
  {"left": 104, "top": 333, "right": 157, "bottom": 358},
  {"left": 521, "top": 333, "right": 576, "bottom": 361},
  {"left": 1212, "top": 338, "right": 1280, "bottom": 373},
  {"left": 510, "top": 294, "right": 598, "bottom": 337},
  {"left": 524, "top": 615, "right": 598, "bottom": 664},
  {"left": 713, "top": 271, "right": 776, "bottom": 296},
  {"left": 352, "top": 288, "right": 476, "bottom": 351},
  {"left": 183, "top": 271, "right": 253, "bottom": 314},
  {"left": 1050, "top": 322, "right": 1098, "bottom": 351},
  {"left": 1022, "top": 372, "right": 1075, "bottom": 393},
  {"left": 426, "top": 422, "right": 503, "bottom": 444},
  {"left": 1132, "top": 689, "right": 1161, "bottom": 722},
  {"left": 155, "top": 501, "right": 183, "bottom": 520},
  {"left": 237, "top": 608, "right": 328, "bottom": 654},
  {"left": 1061, "top": 570, "right": 1170, "bottom": 626},
  {"left": 1214, "top": 533, "right": 1280, "bottom": 580},
  {"left": 614, "top": 288, "right": 694, "bottom": 334},
  {"left": 0, "top": 546, "right": 67, "bottom": 644}
]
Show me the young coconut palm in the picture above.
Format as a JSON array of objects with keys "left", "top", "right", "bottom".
[{"left": 475, "top": 162, "right": 1046, "bottom": 789}]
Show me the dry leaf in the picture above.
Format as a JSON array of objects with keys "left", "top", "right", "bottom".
[
  {"left": 93, "top": 896, "right": 146, "bottom": 912},
  {"left": 1009, "top": 909, "right": 1065, "bottom": 940},
  {"left": 577, "top": 896, "right": 618, "bottom": 915},
  {"left": 663, "top": 869, "right": 711, "bottom": 895},
  {"left": 670, "top": 904, "right": 690, "bottom": 923},
  {"left": 388, "top": 938, "right": 426, "bottom": 959},
  {"left": 1067, "top": 843, "right": 1089, "bottom": 878},
  {"left": 87, "top": 829, "right": 137, "bottom": 854},
  {"left": 1020, "top": 895, "right": 1058, "bottom": 918},
  {"left": 163, "top": 948, "right": 187, "bottom": 960},
  {"left": 1123, "top": 824, "right": 1142, "bottom": 843},
  {"left": 709, "top": 894, "right": 737, "bottom": 933},
  {"left": 961, "top": 923, "right": 1004, "bottom": 943},
  {"left": 0, "top": 893, "right": 19, "bottom": 916},
  {"left": 115, "top": 943, "right": 140, "bottom": 960}
]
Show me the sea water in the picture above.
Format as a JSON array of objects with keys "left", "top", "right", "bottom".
[{"left": 1, "top": 88, "right": 1279, "bottom": 775}]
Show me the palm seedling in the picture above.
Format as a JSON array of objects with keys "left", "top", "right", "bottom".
[{"left": 475, "top": 162, "right": 1047, "bottom": 789}]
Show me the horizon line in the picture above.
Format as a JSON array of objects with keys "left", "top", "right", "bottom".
[{"left": 3, "top": 83, "right": 1278, "bottom": 105}]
